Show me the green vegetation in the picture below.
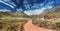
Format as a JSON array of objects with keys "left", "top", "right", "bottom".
[
  {"left": 32, "top": 5, "right": 60, "bottom": 31},
  {"left": 32, "top": 19, "right": 60, "bottom": 31},
  {"left": 0, "top": 12, "right": 15, "bottom": 17},
  {"left": 0, "top": 18, "right": 28, "bottom": 31},
  {"left": 0, "top": 18, "right": 27, "bottom": 22},
  {"left": 0, "top": 5, "right": 60, "bottom": 31},
  {"left": 0, "top": 10, "right": 29, "bottom": 31}
]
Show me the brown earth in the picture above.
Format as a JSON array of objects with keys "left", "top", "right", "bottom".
[{"left": 24, "top": 19, "right": 54, "bottom": 31}]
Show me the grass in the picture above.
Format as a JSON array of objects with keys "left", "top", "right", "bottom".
[
  {"left": 0, "top": 17, "right": 28, "bottom": 31},
  {"left": 0, "top": 18, "right": 28, "bottom": 22},
  {"left": 1, "top": 17, "right": 60, "bottom": 31},
  {"left": 32, "top": 18, "right": 60, "bottom": 31}
]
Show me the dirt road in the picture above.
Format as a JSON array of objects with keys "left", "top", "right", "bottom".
[{"left": 24, "top": 19, "right": 54, "bottom": 31}]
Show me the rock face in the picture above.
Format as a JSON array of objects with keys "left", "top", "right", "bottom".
[{"left": 39, "top": 5, "right": 60, "bottom": 19}]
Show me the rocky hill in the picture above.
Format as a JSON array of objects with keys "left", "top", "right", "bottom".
[
  {"left": 15, "top": 11, "right": 29, "bottom": 18},
  {"left": 0, "top": 11, "right": 29, "bottom": 18},
  {"left": 39, "top": 5, "right": 60, "bottom": 18},
  {"left": 0, "top": 12, "right": 16, "bottom": 17}
]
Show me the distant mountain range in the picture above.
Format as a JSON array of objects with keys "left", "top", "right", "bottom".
[
  {"left": 0, "top": 11, "right": 29, "bottom": 18},
  {"left": 39, "top": 5, "right": 60, "bottom": 18},
  {"left": 0, "top": 12, "right": 15, "bottom": 17},
  {"left": 14, "top": 11, "right": 29, "bottom": 18},
  {"left": 30, "top": 5, "right": 60, "bottom": 18},
  {"left": 0, "top": 5, "right": 60, "bottom": 18},
  {"left": 0, "top": 0, "right": 60, "bottom": 15}
]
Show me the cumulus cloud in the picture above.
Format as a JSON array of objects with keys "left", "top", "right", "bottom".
[
  {"left": 48, "top": 6, "right": 53, "bottom": 9},
  {"left": 24, "top": 5, "right": 54, "bottom": 15},
  {"left": 17, "top": 8, "right": 23, "bottom": 11},
  {"left": 23, "top": 0, "right": 55, "bottom": 15},
  {"left": 24, "top": 7, "right": 48, "bottom": 15}
]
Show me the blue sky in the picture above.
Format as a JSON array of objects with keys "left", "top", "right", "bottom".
[
  {"left": 0, "top": 0, "right": 60, "bottom": 15},
  {"left": 23, "top": 0, "right": 60, "bottom": 15}
]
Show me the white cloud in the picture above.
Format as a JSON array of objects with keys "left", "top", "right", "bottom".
[
  {"left": 48, "top": 6, "right": 53, "bottom": 9},
  {"left": 24, "top": 5, "right": 53, "bottom": 15},
  {"left": 24, "top": 8, "right": 45, "bottom": 15},
  {"left": 15, "top": 8, "right": 23, "bottom": 13},
  {"left": 3, "top": 0, "right": 11, "bottom": 2},
  {"left": 39, "top": 4, "right": 44, "bottom": 6},
  {"left": 8, "top": 2, "right": 16, "bottom": 7},
  {"left": 22, "top": 0, "right": 54, "bottom": 15},
  {"left": 0, "top": 9, "right": 11, "bottom": 12},
  {"left": 17, "top": 8, "right": 23, "bottom": 11},
  {"left": 24, "top": 5, "right": 31, "bottom": 9},
  {"left": 0, "top": 1, "right": 15, "bottom": 8},
  {"left": 23, "top": 0, "right": 28, "bottom": 4}
]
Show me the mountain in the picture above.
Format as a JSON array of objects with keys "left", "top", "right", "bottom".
[
  {"left": 0, "top": 0, "right": 59, "bottom": 15},
  {"left": 0, "top": 11, "right": 29, "bottom": 18},
  {"left": 14, "top": 11, "right": 29, "bottom": 18},
  {"left": 0, "top": 12, "right": 16, "bottom": 17},
  {"left": 39, "top": 5, "right": 60, "bottom": 18}
]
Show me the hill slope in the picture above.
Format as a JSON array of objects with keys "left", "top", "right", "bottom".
[
  {"left": 0, "top": 12, "right": 15, "bottom": 17},
  {"left": 0, "top": 11, "right": 29, "bottom": 18},
  {"left": 39, "top": 5, "right": 60, "bottom": 18},
  {"left": 14, "top": 11, "right": 29, "bottom": 18}
]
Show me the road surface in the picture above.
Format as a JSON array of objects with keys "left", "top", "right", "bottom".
[{"left": 24, "top": 19, "right": 54, "bottom": 31}]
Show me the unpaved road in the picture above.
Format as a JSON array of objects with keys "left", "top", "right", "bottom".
[{"left": 24, "top": 19, "right": 54, "bottom": 31}]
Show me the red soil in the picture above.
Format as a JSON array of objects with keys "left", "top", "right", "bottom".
[{"left": 24, "top": 19, "right": 54, "bottom": 31}]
